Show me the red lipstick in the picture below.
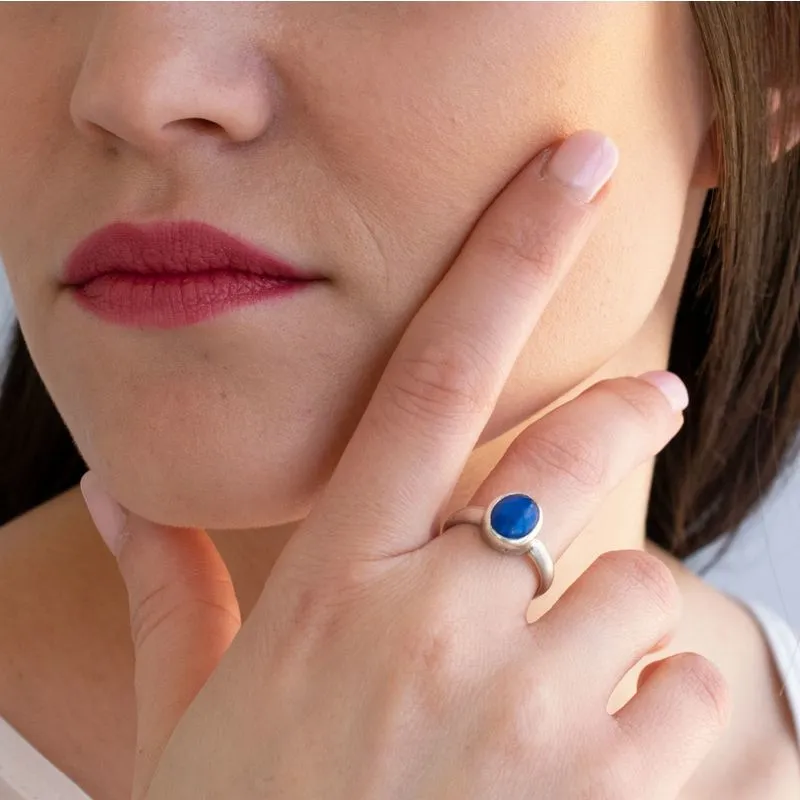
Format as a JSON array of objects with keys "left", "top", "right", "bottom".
[{"left": 62, "top": 220, "right": 325, "bottom": 328}]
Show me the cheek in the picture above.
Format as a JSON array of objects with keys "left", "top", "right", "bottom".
[{"left": 486, "top": 146, "right": 702, "bottom": 440}]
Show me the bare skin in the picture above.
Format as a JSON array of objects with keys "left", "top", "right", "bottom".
[
  {"left": 0, "top": 471, "right": 797, "bottom": 800},
  {"left": 1, "top": 166, "right": 798, "bottom": 792},
  {"left": 0, "top": 8, "right": 797, "bottom": 790}
]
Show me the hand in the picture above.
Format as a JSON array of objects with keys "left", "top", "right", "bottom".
[{"left": 81, "top": 129, "right": 730, "bottom": 800}]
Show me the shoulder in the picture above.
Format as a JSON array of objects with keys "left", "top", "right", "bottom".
[
  {"left": 729, "top": 600, "right": 800, "bottom": 798},
  {"left": 0, "top": 487, "right": 136, "bottom": 800},
  {"left": 0, "top": 487, "right": 128, "bottom": 638},
  {"left": 0, "top": 485, "right": 131, "bottom": 683},
  {"left": 0, "top": 486, "right": 92, "bottom": 560},
  {"left": 690, "top": 589, "right": 800, "bottom": 798},
  {"left": 744, "top": 600, "right": 800, "bottom": 705}
]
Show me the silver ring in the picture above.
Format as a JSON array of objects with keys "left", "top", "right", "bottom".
[{"left": 441, "top": 492, "right": 554, "bottom": 599}]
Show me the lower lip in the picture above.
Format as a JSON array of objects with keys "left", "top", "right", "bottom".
[{"left": 70, "top": 271, "right": 318, "bottom": 328}]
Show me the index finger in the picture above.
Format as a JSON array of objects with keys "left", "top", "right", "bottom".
[{"left": 306, "top": 130, "right": 619, "bottom": 560}]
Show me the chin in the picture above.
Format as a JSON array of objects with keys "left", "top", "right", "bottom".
[{"left": 74, "top": 417, "right": 347, "bottom": 531}]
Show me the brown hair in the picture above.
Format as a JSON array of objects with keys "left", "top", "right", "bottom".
[
  {"left": 649, "top": 2, "right": 800, "bottom": 560},
  {"left": 1, "top": 4, "right": 799, "bottom": 564}
]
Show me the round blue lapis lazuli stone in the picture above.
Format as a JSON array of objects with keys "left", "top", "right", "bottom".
[{"left": 489, "top": 494, "right": 540, "bottom": 540}]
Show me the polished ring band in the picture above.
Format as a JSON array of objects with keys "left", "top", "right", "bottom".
[{"left": 441, "top": 492, "right": 554, "bottom": 598}]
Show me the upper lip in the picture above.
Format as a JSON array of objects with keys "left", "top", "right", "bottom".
[{"left": 62, "top": 220, "right": 323, "bottom": 286}]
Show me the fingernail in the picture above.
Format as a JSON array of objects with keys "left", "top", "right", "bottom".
[
  {"left": 637, "top": 370, "right": 689, "bottom": 412},
  {"left": 80, "top": 471, "right": 128, "bottom": 557},
  {"left": 544, "top": 130, "right": 619, "bottom": 202}
]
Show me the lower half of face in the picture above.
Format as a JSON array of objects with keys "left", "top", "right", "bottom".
[{"left": 0, "top": 2, "right": 713, "bottom": 528}]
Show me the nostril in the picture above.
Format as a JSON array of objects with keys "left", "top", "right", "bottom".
[{"left": 184, "top": 118, "right": 224, "bottom": 134}]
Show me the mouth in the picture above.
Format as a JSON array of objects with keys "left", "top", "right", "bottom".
[{"left": 61, "top": 220, "right": 327, "bottom": 329}]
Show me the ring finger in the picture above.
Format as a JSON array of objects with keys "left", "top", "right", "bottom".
[{"left": 429, "top": 370, "right": 687, "bottom": 617}]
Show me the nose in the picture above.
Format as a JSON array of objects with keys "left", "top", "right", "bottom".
[{"left": 69, "top": 4, "right": 273, "bottom": 157}]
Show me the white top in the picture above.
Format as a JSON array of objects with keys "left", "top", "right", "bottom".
[
  {"left": 0, "top": 718, "right": 90, "bottom": 800},
  {"left": 0, "top": 598, "right": 798, "bottom": 799}
]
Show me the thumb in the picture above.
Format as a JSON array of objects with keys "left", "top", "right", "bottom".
[{"left": 79, "top": 471, "right": 241, "bottom": 796}]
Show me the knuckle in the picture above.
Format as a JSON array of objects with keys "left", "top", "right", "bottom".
[
  {"left": 595, "top": 739, "right": 643, "bottom": 799},
  {"left": 491, "top": 680, "right": 547, "bottom": 761},
  {"left": 278, "top": 580, "right": 329, "bottom": 639},
  {"left": 594, "top": 550, "right": 681, "bottom": 620},
  {"left": 129, "top": 582, "right": 177, "bottom": 649},
  {"left": 396, "top": 611, "right": 467, "bottom": 716},
  {"left": 499, "top": 701, "right": 540, "bottom": 762},
  {"left": 591, "top": 379, "right": 669, "bottom": 438},
  {"left": 482, "top": 213, "right": 566, "bottom": 284},
  {"left": 130, "top": 579, "right": 239, "bottom": 654},
  {"left": 389, "top": 561, "right": 475, "bottom": 712},
  {"left": 678, "top": 653, "right": 732, "bottom": 730},
  {"left": 494, "top": 661, "right": 563, "bottom": 756},
  {"left": 588, "top": 760, "right": 639, "bottom": 800},
  {"left": 283, "top": 561, "right": 386, "bottom": 641},
  {"left": 383, "top": 330, "right": 494, "bottom": 428},
  {"left": 512, "top": 424, "right": 608, "bottom": 491}
]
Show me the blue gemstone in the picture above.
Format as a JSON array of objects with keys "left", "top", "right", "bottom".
[{"left": 489, "top": 494, "right": 540, "bottom": 540}]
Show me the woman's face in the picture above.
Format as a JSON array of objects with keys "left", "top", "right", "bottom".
[{"left": 0, "top": 2, "right": 714, "bottom": 528}]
